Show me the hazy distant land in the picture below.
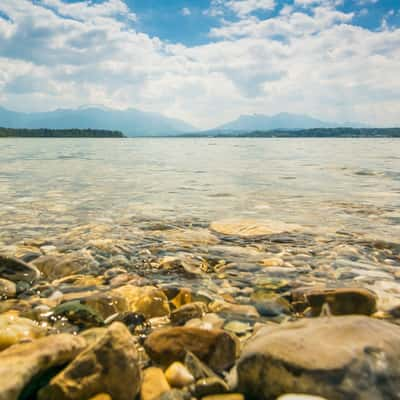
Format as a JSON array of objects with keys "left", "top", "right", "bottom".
[{"left": 179, "top": 127, "right": 400, "bottom": 138}]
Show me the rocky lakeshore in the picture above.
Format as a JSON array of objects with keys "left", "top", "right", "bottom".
[{"left": 1, "top": 218, "right": 400, "bottom": 400}]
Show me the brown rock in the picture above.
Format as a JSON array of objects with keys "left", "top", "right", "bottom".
[
  {"left": 141, "top": 367, "right": 171, "bottom": 400},
  {"left": 305, "top": 287, "right": 377, "bottom": 316},
  {"left": 171, "top": 302, "right": 208, "bottom": 326},
  {"left": 238, "top": 316, "right": 400, "bottom": 400},
  {"left": 0, "top": 255, "right": 40, "bottom": 283},
  {"left": 33, "top": 252, "right": 97, "bottom": 280},
  {"left": 0, "top": 334, "right": 86, "bottom": 400},
  {"left": 144, "top": 327, "right": 238, "bottom": 373},
  {"left": 0, "top": 278, "right": 17, "bottom": 298},
  {"left": 38, "top": 323, "right": 141, "bottom": 400}
]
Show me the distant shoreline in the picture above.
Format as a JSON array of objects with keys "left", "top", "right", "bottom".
[
  {"left": 1, "top": 127, "right": 399, "bottom": 138},
  {"left": 0, "top": 127, "right": 125, "bottom": 138}
]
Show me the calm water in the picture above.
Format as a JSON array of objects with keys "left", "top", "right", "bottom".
[{"left": 1, "top": 138, "right": 400, "bottom": 242}]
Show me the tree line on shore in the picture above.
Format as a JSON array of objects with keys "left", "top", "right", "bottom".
[{"left": 0, "top": 127, "right": 125, "bottom": 138}]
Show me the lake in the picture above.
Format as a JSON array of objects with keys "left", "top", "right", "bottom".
[{"left": 1, "top": 138, "right": 399, "bottom": 241}]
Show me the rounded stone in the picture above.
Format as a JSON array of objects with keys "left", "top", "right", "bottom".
[{"left": 238, "top": 316, "right": 400, "bottom": 400}]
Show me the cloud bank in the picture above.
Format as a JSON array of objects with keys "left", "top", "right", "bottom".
[{"left": 0, "top": 0, "right": 399, "bottom": 128}]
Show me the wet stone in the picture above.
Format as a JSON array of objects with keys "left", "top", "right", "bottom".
[
  {"left": 165, "top": 362, "right": 195, "bottom": 388},
  {"left": 304, "top": 287, "right": 378, "bottom": 316},
  {"left": 171, "top": 302, "right": 208, "bottom": 326},
  {"left": 141, "top": 367, "right": 171, "bottom": 400},
  {"left": 158, "top": 389, "right": 191, "bottom": 400},
  {"left": 0, "top": 255, "right": 40, "bottom": 283},
  {"left": 38, "top": 323, "right": 142, "bottom": 400},
  {"left": 144, "top": 327, "right": 239, "bottom": 373},
  {"left": 238, "top": 316, "right": 400, "bottom": 400},
  {"left": 191, "top": 377, "right": 229, "bottom": 398},
  {"left": 0, "top": 313, "right": 46, "bottom": 350},
  {"left": 0, "top": 333, "right": 86, "bottom": 400},
  {"left": 0, "top": 278, "right": 17, "bottom": 298},
  {"left": 52, "top": 301, "right": 104, "bottom": 328}
]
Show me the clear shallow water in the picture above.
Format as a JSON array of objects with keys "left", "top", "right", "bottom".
[{"left": 0, "top": 138, "right": 400, "bottom": 242}]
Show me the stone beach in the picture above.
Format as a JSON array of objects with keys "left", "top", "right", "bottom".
[
  {"left": 1, "top": 138, "right": 400, "bottom": 399},
  {"left": 0, "top": 216, "right": 400, "bottom": 400}
]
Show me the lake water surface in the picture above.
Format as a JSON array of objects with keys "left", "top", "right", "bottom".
[{"left": 1, "top": 138, "right": 399, "bottom": 242}]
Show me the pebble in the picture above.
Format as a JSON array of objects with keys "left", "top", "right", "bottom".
[
  {"left": 0, "top": 278, "right": 17, "bottom": 298},
  {"left": 277, "top": 395, "right": 328, "bottom": 400},
  {"left": 165, "top": 362, "right": 195, "bottom": 388},
  {"left": 0, "top": 313, "right": 46, "bottom": 350},
  {"left": 171, "top": 302, "right": 208, "bottom": 326},
  {"left": 201, "top": 395, "right": 244, "bottom": 400},
  {"left": 141, "top": 367, "right": 171, "bottom": 400},
  {"left": 191, "top": 377, "right": 229, "bottom": 398}
]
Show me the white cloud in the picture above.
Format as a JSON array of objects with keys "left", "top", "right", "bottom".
[
  {"left": 206, "top": 0, "right": 275, "bottom": 18},
  {"left": 357, "top": 0, "right": 378, "bottom": 5},
  {"left": 227, "top": 0, "right": 276, "bottom": 17},
  {"left": 181, "top": 7, "right": 191, "bottom": 16},
  {"left": 0, "top": 0, "right": 399, "bottom": 128}
]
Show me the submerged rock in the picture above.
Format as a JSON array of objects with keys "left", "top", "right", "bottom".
[
  {"left": 0, "top": 333, "right": 86, "bottom": 400},
  {"left": 0, "top": 313, "right": 46, "bottom": 350},
  {"left": 0, "top": 278, "right": 17, "bottom": 298},
  {"left": 304, "top": 287, "right": 377, "bottom": 316},
  {"left": 53, "top": 301, "right": 104, "bottom": 328},
  {"left": 144, "top": 327, "right": 238, "bottom": 373},
  {"left": 238, "top": 316, "right": 400, "bottom": 400},
  {"left": 32, "top": 252, "right": 98, "bottom": 280},
  {"left": 171, "top": 302, "right": 208, "bottom": 326},
  {"left": 110, "top": 285, "right": 170, "bottom": 318},
  {"left": 0, "top": 255, "right": 40, "bottom": 283},
  {"left": 210, "top": 219, "right": 299, "bottom": 237},
  {"left": 38, "top": 323, "right": 142, "bottom": 400}
]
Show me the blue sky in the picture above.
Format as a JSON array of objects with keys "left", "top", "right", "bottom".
[
  {"left": 0, "top": 0, "right": 399, "bottom": 128},
  {"left": 125, "top": 0, "right": 400, "bottom": 45}
]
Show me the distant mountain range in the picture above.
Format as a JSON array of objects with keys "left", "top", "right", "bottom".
[
  {"left": 0, "top": 106, "right": 195, "bottom": 137},
  {"left": 0, "top": 106, "right": 370, "bottom": 136},
  {"left": 214, "top": 112, "right": 368, "bottom": 132}
]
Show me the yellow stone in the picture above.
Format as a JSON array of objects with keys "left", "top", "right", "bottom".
[
  {"left": 0, "top": 314, "right": 46, "bottom": 350},
  {"left": 202, "top": 395, "right": 244, "bottom": 400},
  {"left": 141, "top": 367, "right": 170, "bottom": 400},
  {"left": 165, "top": 362, "right": 195, "bottom": 388},
  {"left": 88, "top": 395, "right": 112, "bottom": 400},
  {"left": 110, "top": 285, "right": 170, "bottom": 318}
]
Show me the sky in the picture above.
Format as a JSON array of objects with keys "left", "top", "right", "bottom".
[{"left": 0, "top": 0, "right": 399, "bottom": 129}]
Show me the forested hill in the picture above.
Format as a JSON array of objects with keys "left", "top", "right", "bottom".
[
  {"left": 181, "top": 127, "right": 400, "bottom": 138},
  {"left": 0, "top": 127, "right": 125, "bottom": 138}
]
